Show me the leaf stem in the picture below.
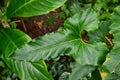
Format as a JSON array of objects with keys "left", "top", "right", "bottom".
[
  {"left": 0, "top": 10, "right": 10, "bottom": 28},
  {"left": 21, "top": 18, "right": 27, "bottom": 32},
  {"left": 105, "top": 36, "right": 113, "bottom": 46}
]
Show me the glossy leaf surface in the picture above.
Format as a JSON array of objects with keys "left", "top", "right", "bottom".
[
  {"left": 88, "top": 21, "right": 110, "bottom": 43},
  {"left": 69, "top": 63, "right": 95, "bottom": 80},
  {"left": 7, "top": 0, "right": 67, "bottom": 18},
  {"left": 0, "top": 28, "right": 53, "bottom": 80},
  {"left": 12, "top": 9, "right": 108, "bottom": 66},
  {"left": 103, "top": 6, "right": 120, "bottom": 78}
]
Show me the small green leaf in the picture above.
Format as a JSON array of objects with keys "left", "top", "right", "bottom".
[
  {"left": 89, "top": 70, "right": 102, "bottom": 80},
  {"left": 66, "top": 0, "right": 81, "bottom": 16},
  {"left": 112, "top": 6, "right": 120, "bottom": 24},
  {"left": 47, "top": 16, "right": 55, "bottom": 25},
  {"left": 59, "top": 72, "right": 70, "bottom": 80},
  {"left": 0, "top": 61, "right": 4, "bottom": 67},
  {"left": 59, "top": 12, "right": 66, "bottom": 19}
]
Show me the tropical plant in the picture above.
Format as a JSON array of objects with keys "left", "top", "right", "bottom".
[
  {"left": 0, "top": 0, "right": 66, "bottom": 80},
  {"left": 0, "top": 0, "right": 120, "bottom": 80}
]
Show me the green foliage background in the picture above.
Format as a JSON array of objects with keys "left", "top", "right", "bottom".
[{"left": 0, "top": 0, "right": 120, "bottom": 80}]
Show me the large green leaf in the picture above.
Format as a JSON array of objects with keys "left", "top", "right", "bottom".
[
  {"left": 11, "top": 9, "right": 108, "bottom": 66},
  {"left": 72, "top": 41, "right": 108, "bottom": 65},
  {"left": 9, "top": 59, "right": 53, "bottom": 80},
  {"left": 103, "top": 6, "right": 120, "bottom": 78},
  {"left": 69, "top": 63, "right": 95, "bottom": 80},
  {"left": 0, "top": 28, "right": 31, "bottom": 58},
  {"left": 104, "top": 73, "right": 120, "bottom": 80},
  {"left": 7, "top": 0, "right": 67, "bottom": 18},
  {"left": 64, "top": 8, "right": 99, "bottom": 33},
  {"left": 0, "top": 28, "right": 53, "bottom": 80},
  {"left": 11, "top": 30, "right": 77, "bottom": 61},
  {"left": 103, "top": 44, "right": 120, "bottom": 75}
]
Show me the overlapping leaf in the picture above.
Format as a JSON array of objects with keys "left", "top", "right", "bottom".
[
  {"left": 0, "top": 28, "right": 53, "bottom": 80},
  {"left": 104, "top": 73, "right": 120, "bottom": 80},
  {"left": 0, "top": 28, "right": 31, "bottom": 58},
  {"left": 11, "top": 9, "right": 108, "bottom": 66},
  {"left": 103, "top": 6, "right": 120, "bottom": 78},
  {"left": 7, "top": 0, "right": 67, "bottom": 18},
  {"left": 103, "top": 47, "right": 120, "bottom": 76},
  {"left": 66, "top": 0, "right": 81, "bottom": 16},
  {"left": 69, "top": 63, "right": 95, "bottom": 80},
  {"left": 88, "top": 21, "right": 110, "bottom": 43},
  {"left": 9, "top": 60, "right": 53, "bottom": 80}
]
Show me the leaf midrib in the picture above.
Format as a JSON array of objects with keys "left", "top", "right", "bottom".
[
  {"left": 10, "top": 59, "right": 51, "bottom": 80},
  {"left": 1, "top": 30, "right": 17, "bottom": 49},
  {"left": 16, "top": 38, "right": 80, "bottom": 55},
  {"left": 9, "top": 0, "right": 35, "bottom": 17},
  {"left": 30, "top": 62, "right": 51, "bottom": 80},
  {"left": 112, "top": 60, "right": 120, "bottom": 73}
]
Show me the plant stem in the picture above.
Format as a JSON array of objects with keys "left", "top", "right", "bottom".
[
  {"left": 0, "top": 10, "right": 10, "bottom": 28},
  {"left": 21, "top": 18, "right": 27, "bottom": 32},
  {"left": 1, "top": 20, "right": 10, "bottom": 28},
  {"left": 105, "top": 36, "right": 113, "bottom": 46}
]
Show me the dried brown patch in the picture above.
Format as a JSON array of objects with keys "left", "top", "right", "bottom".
[{"left": 11, "top": 8, "right": 65, "bottom": 38}]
